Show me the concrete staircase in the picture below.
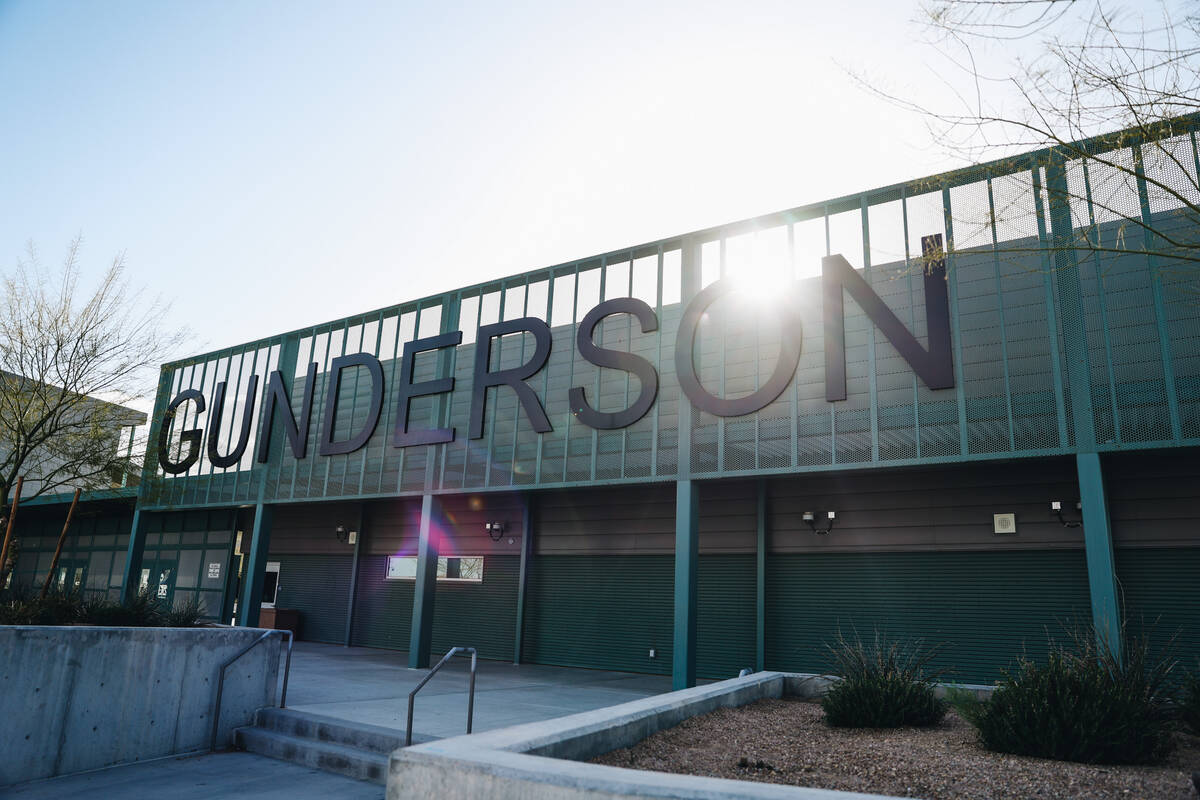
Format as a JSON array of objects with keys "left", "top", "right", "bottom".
[{"left": 235, "top": 707, "right": 427, "bottom": 784}]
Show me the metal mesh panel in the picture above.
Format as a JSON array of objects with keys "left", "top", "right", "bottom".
[{"left": 141, "top": 121, "right": 1200, "bottom": 510}]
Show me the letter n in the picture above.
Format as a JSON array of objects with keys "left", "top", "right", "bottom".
[{"left": 823, "top": 233, "right": 953, "bottom": 402}]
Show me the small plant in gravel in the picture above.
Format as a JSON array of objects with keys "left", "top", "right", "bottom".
[
  {"left": 820, "top": 630, "right": 948, "bottom": 728},
  {"left": 953, "top": 630, "right": 1176, "bottom": 765}
]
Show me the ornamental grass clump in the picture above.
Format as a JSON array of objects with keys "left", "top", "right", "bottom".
[
  {"left": 820, "top": 631, "right": 948, "bottom": 728},
  {"left": 953, "top": 631, "right": 1176, "bottom": 765},
  {"left": 0, "top": 585, "right": 202, "bottom": 627}
]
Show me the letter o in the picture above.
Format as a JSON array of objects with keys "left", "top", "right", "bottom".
[{"left": 674, "top": 280, "right": 802, "bottom": 417}]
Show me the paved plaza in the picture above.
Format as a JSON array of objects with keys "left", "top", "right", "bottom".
[{"left": 9, "top": 642, "right": 676, "bottom": 799}]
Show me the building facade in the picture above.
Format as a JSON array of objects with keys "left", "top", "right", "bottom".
[{"left": 16, "top": 119, "right": 1200, "bottom": 687}]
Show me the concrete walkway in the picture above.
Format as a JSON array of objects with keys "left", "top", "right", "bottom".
[
  {"left": 284, "top": 642, "right": 675, "bottom": 740},
  {"left": 10, "top": 642, "right": 675, "bottom": 799},
  {"left": 8, "top": 752, "right": 385, "bottom": 800}
]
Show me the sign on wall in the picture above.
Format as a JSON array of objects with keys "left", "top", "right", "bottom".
[{"left": 157, "top": 237, "right": 952, "bottom": 475}]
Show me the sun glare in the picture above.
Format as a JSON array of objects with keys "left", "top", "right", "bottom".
[{"left": 726, "top": 227, "right": 794, "bottom": 306}]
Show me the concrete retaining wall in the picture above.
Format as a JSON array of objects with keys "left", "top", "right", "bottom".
[
  {"left": 389, "top": 672, "right": 992, "bottom": 800},
  {"left": 0, "top": 626, "right": 282, "bottom": 786}
]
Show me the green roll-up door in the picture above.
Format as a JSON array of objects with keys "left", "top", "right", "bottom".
[
  {"left": 766, "top": 550, "right": 1091, "bottom": 684},
  {"left": 697, "top": 554, "right": 756, "bottom": 680},
  {"left": 523, "top": 554, "right": 673, "bottom": 675},
  {"left": 352, "top": 554, "right": 414, "bottom": 649},
  {"left": 431, "top": 555, "right": 520, "bottom": 661},
  {"left": 272, "top": 554, "right": 353, "bottom": 644},
  {"left": 1117, "top": 547, "right": 1200, "bottom": 674}
]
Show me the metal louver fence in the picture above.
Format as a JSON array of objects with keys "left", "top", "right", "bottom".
[{"left": 143, "top": 118, "right": 1200, "bottom": 510}]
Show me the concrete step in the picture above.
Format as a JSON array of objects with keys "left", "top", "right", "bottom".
[
  {"left": 235, "top": 726, "right": 389, "bottom": 784},
  {"left": 253, "top": 707, "right": 419, "bottom": 754}
]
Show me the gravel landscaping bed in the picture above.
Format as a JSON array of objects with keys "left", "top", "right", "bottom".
[{"left": 591, "top": 698, "right": 1200, "bottom": 799}]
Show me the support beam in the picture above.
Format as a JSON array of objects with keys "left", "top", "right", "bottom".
[
  {"left": 344, "top": 504, "right": 364, "bottom": 646},
  {"left": 513, "top": 493, "right": 535, "bottom": 665},
  {"left": 1077, "top": 452, "right": 1122, "bottom": 655},
  {"left": 238, "top": 503, "right": 274, "bottom": 627},
  {"left": 409, "top": 494, "right": 439, "bottom": 668},
  {"left": 673, "top": 479, "right": 699, "bottom": 690},
  {"left": 120, "top": 508, "right": 151, "bottom": 603},
  {"left": 755, "top": 481, "right": 766, "bottom": 673}
]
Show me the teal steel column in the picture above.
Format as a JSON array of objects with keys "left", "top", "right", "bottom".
[
  {"left": 755, "top": 480, "right": 766, "bottom": 673},
  {"left": 673, "top": 479, "right": 699, "bottom": 690},
  {"left": 1077, "top": 452, "right": 1121, "bottom": 655},
  {"left": 123, "top": 364, "right": 175, "bottom": 601},
  {"left": 513, "top": 493, "right": 535, "bottom": 665},
  {"left": 343, "top": 503, "right": 364, "bottom": 646},
  {"left": 408, "top": 493, "right": 439, "bottom": 668},
  {"left": 1045, "top": 154, "right": 1121, "bottom": 654},
  {"left": 238, "top": 503, "right": 274, "bottom": 627},
  {"left": 120, "top": 509, "right": 151, "bottom": 603},
  {"left": 1045, "top": 154, "right": 1098, "bottom": 451}
]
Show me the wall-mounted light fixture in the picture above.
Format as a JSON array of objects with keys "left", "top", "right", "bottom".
[
  {"left": 1050, "top": 500, "right": 1082, "bottom": 528},
  {"left": 802, "top": 510, "right": 837, "bottom": 535},
  {"left": 335, "top": 525, "right": 357, "bottom": 544},
  {"left": 485, "top": 521, "right": 506, "bottom": 542}
]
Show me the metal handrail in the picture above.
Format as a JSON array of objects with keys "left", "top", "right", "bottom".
[
  {"left": 405, "top": 646, "right": 477, "bottom": 747},
  {"left": 209, "top": 628, "right": 294, "bottom": 751}
]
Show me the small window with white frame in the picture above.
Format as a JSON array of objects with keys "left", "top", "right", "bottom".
[{"left": 385, "top": 555, "right": 484, "bottom": 583}]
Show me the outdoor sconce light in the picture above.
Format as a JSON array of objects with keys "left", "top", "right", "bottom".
[
  {"left": 802, "top": 510, "right": 837, "bottom": 535},
  {"left": 335, "top": 525, "right": 357, "bottom": 544},
  {"left": 485, "top": 521, "right": 506, "bottom": 542},
  {"left": 1050, "top": 500, "right": 1082, "bottom": 529}
]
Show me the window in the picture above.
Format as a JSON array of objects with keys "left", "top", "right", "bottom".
[
  {"left": 385, "top": 555, "right": 484, "bottom": 583},
  {"left": 262, "top": 562, "right": 280, "bottom": 607}
]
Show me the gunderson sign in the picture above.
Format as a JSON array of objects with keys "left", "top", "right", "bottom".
[{"left": 158, "top": 239, "right": 953, "bottom": 475}]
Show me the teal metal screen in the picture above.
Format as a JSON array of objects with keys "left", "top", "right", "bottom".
[{"left": 142, "top": 120, "right": 1200, "bottom": 510}]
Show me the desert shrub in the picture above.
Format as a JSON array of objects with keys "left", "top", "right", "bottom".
[
  {"left": 162, "top": 596, "right": 206, "bottom": 627},
  {"left": 820, "top": 631, "right": 948, "bottom": 728},
  {"left": 0, "top": 588, "right": 208, "bottom": 627},
  {"left": 954, "top": 631, "right": 1175, "bottom": 765},
  {"left": 0, "top": 586, "right": 83, "bottom": 625},
  {"left": 78, "top": 591, "right": 165, "bottom": 627}
]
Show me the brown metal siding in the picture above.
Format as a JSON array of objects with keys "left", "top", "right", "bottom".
[{"left": 1106, "top": 449, "right": 1200, "bottom": 548}]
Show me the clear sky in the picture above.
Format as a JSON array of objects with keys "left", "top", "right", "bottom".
[{"left": 0, "top": 0, "right": 1010, "bottom": 410}]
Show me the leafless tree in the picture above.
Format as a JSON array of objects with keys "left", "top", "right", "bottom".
[
  {"left": 871, "top": 1, "right": 1200, "bottom": 288},
  {"left": 0, "top": 238, "right": 188, "bottom": 531}
]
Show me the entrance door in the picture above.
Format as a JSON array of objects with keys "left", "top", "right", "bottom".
[
  {"left": 55, "top": 559, "right": 87, "bottom": 594},
  {"left": 261, "top": 562, "right": 281, "bottom": 608},
  {"left": 141, "top": 560, "right": 177, "bottom": 605}
]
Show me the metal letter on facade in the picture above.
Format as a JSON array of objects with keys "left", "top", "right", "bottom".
[
  {"left": 675, "top": 279, "right": 803, "bottom": 417},
  {"left": 393, "top": 331, "right": 463, "bottom": 447},
  {"left": 569, "top": 297, "right": 660, "bottom": 429},
  {"left": 158, "top": 389, "right": 205, "bottom": 475},
  {"left": 823, "top": 234, "right": 953, "bottom": 402},
  {"left": 469, "top": 318, "right": 553, "bottom": 439},
  {"left": 256, "top": 362, "right": 318, "bottom": 462},
  {"left": 318, "top": 353, "right": 385, "bottom": 456},
  {"left": 207, "top": 375, "right": 260, "bottom": 468}
]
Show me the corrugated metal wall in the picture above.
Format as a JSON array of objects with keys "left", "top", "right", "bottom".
[
  {"left": 271, "top": 553, "right": 353, "bottom": 644},
  {"left": 351, "top": 553, "right": 414, "bottom": 649},
  {"left": 430, "top": 555, "right": 519, "bottom": 661},
  {"left": 523, "top": 554, "right": 673, "bottom": 675},
  {"left": 697, "top": 554, "right": 756, "bottom": 679},
  {"left": 765, "top": 549, "right": 1092, "bottom": 684},
  {"left": 1116, "top": 547, "right": 1200, "bottom": 676}
]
